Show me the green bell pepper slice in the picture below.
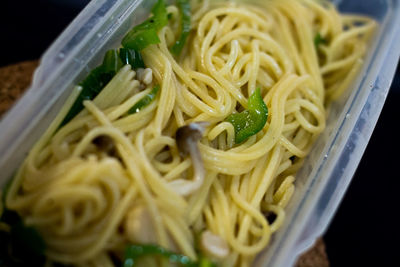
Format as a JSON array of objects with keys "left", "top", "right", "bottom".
[{"left": 226, "top": 88, "right": 269, "bottom": 144}]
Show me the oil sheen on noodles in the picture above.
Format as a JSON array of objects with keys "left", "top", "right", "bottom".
[{"left": 3, "top": 0, "right": 375, "bottom": 266}]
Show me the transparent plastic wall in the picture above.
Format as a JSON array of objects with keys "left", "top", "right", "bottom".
[{"left": 0, "top": 0, "right": 399, "bottom": 266}]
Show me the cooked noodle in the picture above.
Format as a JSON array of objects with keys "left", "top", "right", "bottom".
[{"left": 3, "top": 0, "right": 375, "bottom": 266}]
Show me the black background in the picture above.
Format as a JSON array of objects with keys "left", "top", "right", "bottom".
[{"left": 1, "top": 1, "right": 399, "bottom": 266}]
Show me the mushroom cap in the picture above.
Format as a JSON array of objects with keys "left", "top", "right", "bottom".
[{"left": 175, "top": 122, "right": 209, "bottom": 156}]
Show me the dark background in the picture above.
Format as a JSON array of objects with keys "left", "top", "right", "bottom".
[{"left": 1, "top": 1, "right": 399, "bottom": 266}]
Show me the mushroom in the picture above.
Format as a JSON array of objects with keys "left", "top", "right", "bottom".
[
  {"left": 125, "top": 205, "right": 157, "bottom": 244},
  {"left": 136, "top": 68, "right": 153, "bottom": 85},
  {"left": 92, "top": 135, "right": 122, "bottom": 161},
  {"left": 169, "top": 122, "right": 209, "bottom": 196},
  {"left": 200, "top": 230, "right": 230, "bottom": 259},
  {"left": 125, "top": 205, "right": 180, "bottom": 253},
  {"left": 93, "top": 135, "right": 115, "bottom": 154}
]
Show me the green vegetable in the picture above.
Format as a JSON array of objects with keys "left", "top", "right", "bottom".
[
  {"left": 122, "top": 0, "right": 168, "bottom": 51},
  {"left": 226, "top": 88, "right": 268, "bottom": 144},
  {"left": 1, "top": 210, "right": 46, "bottom": 267},
  {"left": 123, "top": 244, "right": 216, "bottom": 267},
  {"left": 60, "top": 49, "right": 123, "bottom": 127},
  {"left": 102, "top": 49, "right": 124, "bottom": 74},
  {"left": 1, "top": 180, "right": 45, "bottom": 267},
  {"left": 147, "top": 0, "right": 169, "bottom": 30},
  {"left": 122, "top": 28, "right": 161, "bottom": 51},
  {"left": 197, "top": 256, "right": 216, "bottom": 267},
  {"left": 128, "top": 85, "right": 160, "bottom": 114},
  {"left": 60, "top": 0, "right": 168, "bottom": 128},
  {"left": 314, "top": 32, "right": 327, "bottom": 48},
  {"left": 171, "top": 0, "right": 191, "bottom": 56},
  {"left": 120, "top": 48, "right": 145, "bottom": 69}
]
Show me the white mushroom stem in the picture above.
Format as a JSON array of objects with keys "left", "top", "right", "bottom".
[
  {"left": 169, "top": 122, "right": 209, "bottom": 196},
  {"left": 136, "top": 68, "right": 153, "bottom": 85},
  {"left": 201, "top": 231, "right": 230, "bottom": 259},
  {"left": 125, "top": 205, "right": 157, "bottom": 244},
  {"left": 168, "top": 140, "right": 205, "bottom": 196}
]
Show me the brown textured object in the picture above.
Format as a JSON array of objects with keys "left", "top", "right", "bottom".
[
  {"left": 0, "top": 61, "right": 330, "bottom": 267},
  {"left": 296, "top": 238, "right": 330, "bottom": 267},
  {"left": 0, "top": 60, "right": 39, "bottom": 118}
]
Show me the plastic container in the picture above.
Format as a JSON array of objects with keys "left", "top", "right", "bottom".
[{"left": 0, "top": 0, "right": 399, "bottom": 266}]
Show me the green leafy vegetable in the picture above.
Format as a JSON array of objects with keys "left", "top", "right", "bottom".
[
  {"left": 60, "top": 49, "right": 123, "bottom": 127},
  {"left": 123, "top": 244, "right": 216, "bottom": 267},
  {"left": 120, "top": 48, "right": 145, "bottom": 69},
  {"left": 197, "top": 256, "right": 216, "bottom": 267},
  {"left": 122, "top": 28, "right": 161, "bottom": 51},
  {"left": 171, "top": 0, "right": 191, "bottom": 56},
  {"left": 11, "top": 218, "right": 46, "bottom": 255},
  {"left": 1, "top": 179, "right": 46, "bottom": 267},
  {"left": 226, "top": 88, "right": 268, "bottom": 144},
  {"left": 314, "top": 32, "right": 327, "bottom": 48},
  {"left": 102, "top": 49, "right": 124, "bottom": 74},
  {"left": 128, "top": 85, "right": 160, "bottom": 114},
  {"left": 1, "top": 209, "right": 46, "bottom": 266},
  {"left": 122, "top": 0, "right": 168, "bottom": 51},
  {"left": 60, "top": 0, "right": 169, "bottom": 128}
]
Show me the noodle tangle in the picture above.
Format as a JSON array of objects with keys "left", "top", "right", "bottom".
[{"left": 4, "top": 0, "right": 375, "bottom": 266}]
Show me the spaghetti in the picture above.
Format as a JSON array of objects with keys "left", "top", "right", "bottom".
[{"left": 2, "top": 0, "right": 376, "bottom": 266}]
